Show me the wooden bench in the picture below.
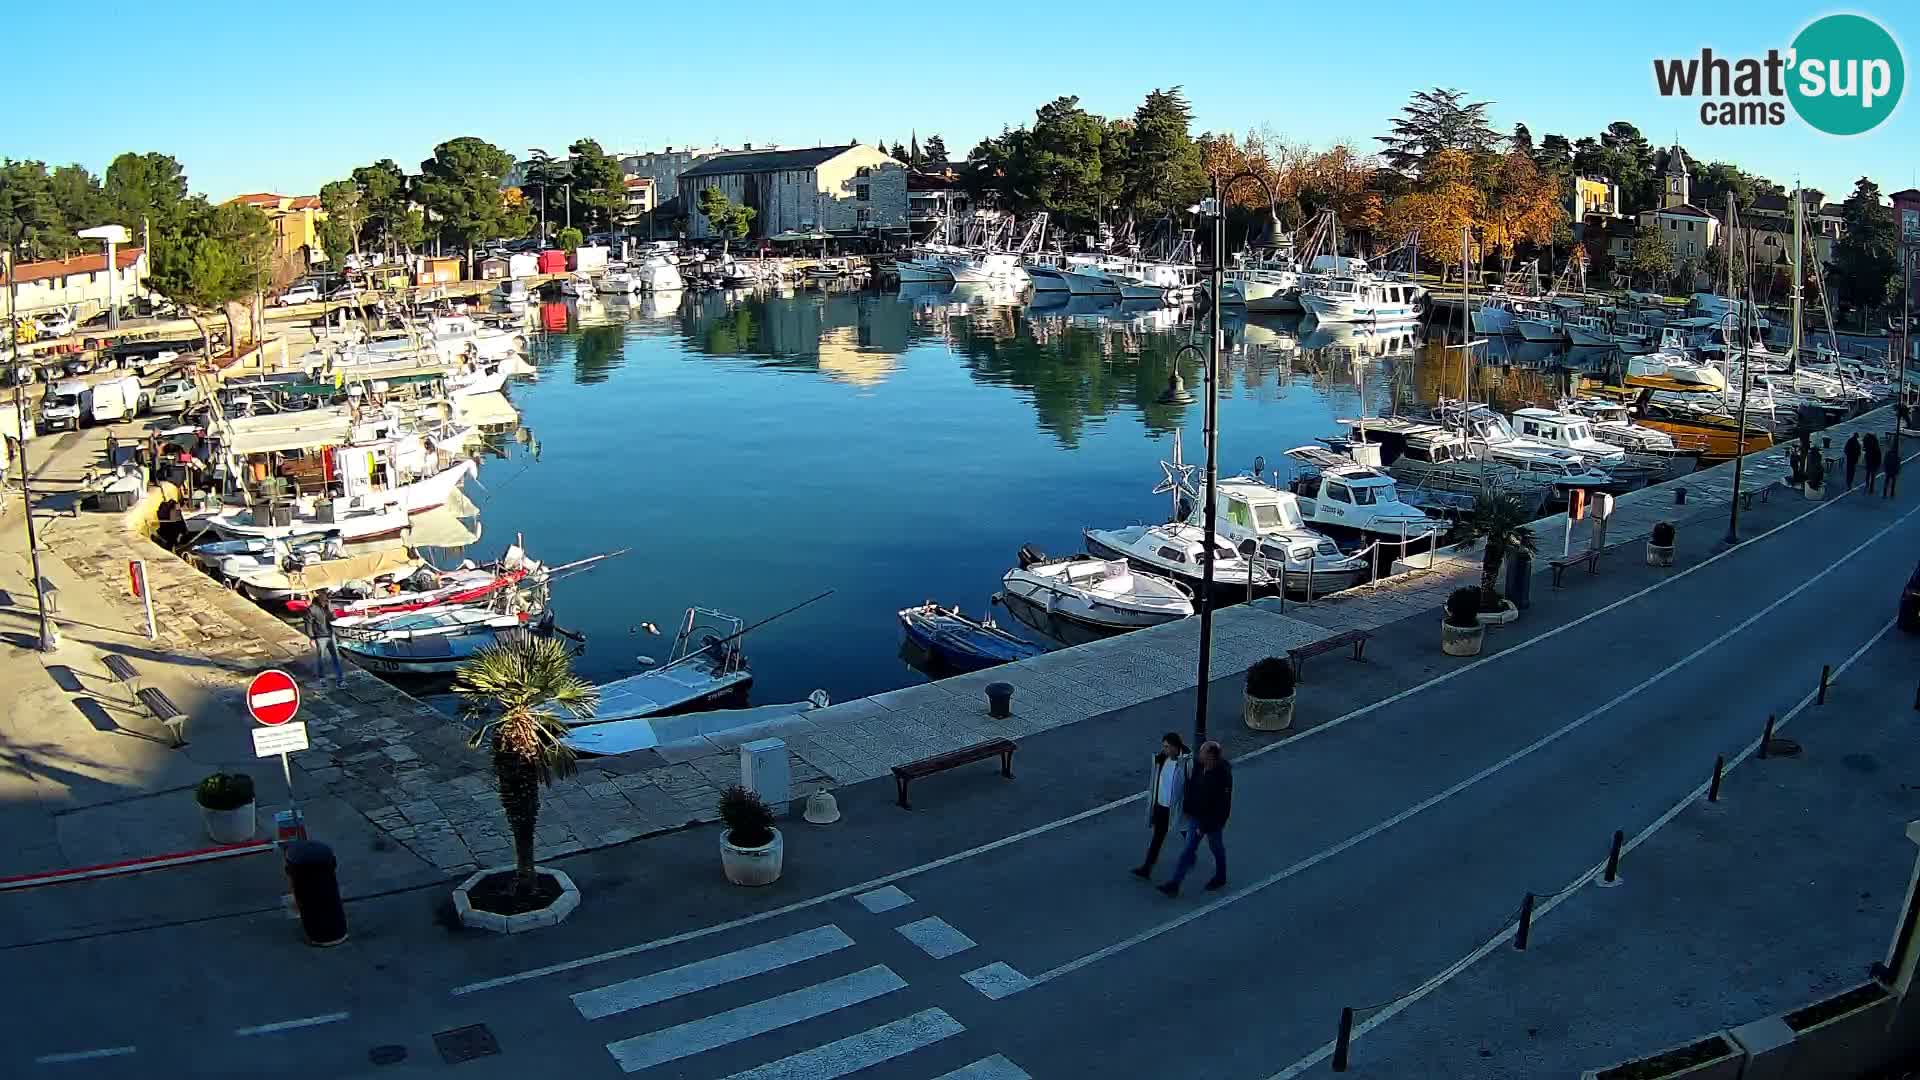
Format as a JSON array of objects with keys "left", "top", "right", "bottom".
[
  {"left": 1286, "top": 630, "right": 1371, "bottom": 682},
  {"left": 1549, "top": 548, "right": 1602, "bottom": 587},
  {"left": 893, "top": 738, "right": 1016, "bottom": 810},
  {"left": 134, "top": 686, "right": 188, "bottom": 747},
  {"left": 1740, "top": 485, "right": 1773, "bottom": 511},
  {"left": 102, "top": 654, "right": 142, "bottom": 701}
]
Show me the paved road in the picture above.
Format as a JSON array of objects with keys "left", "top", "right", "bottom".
[{"left": 5, "top": 479, "right": 1917, "bottom": 1079}]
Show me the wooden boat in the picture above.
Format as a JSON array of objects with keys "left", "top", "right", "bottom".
[{"left": 898, "top": 603, "right": 1041, "bottom": 673}]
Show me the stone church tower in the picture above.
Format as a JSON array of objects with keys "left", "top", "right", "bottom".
[{"left": 1662, "top": 145, "right": 1691, "bottom": 209}]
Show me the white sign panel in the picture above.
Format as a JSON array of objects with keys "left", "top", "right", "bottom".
[{"left": 252, "top": 722, "right": 310, "bottom": 759}]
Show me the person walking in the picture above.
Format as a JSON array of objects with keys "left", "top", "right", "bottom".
[
  {"left": 1865, "top": 434, "right": 1884, "bottom": 495},
  {"left": 1845, "top": 433, "right": 1861, "bottom": 490},
  {"left": 1885, "top": 446, "right": 1901, "bottom": 500},
  {"left": 304, "top": 589, "right": 345, "bottom": 686},
  {"left": 1159, "top": 741, "right": 1232, "bottom": 897},
  {"left": 1133, "top": 733, "right": 1191, "bottom": 879}
]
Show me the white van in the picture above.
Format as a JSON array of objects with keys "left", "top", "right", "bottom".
[
  {"left": 80, "top": 374, "right": 145, "bottom": 425},
  {"left": 40, "top": 380, "right": 87, "bottom": 432}
]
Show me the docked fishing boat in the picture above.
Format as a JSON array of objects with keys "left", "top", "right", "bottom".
[
  {"left": 573, "top": 608, "right": 754, "bottom": 723},
  {"left": 947, "top": 251, "right": 1026, "bottom": 286},
  {"left": 898, "top": 603, "right": 1042, "bottom": 672},
  {"left": 1281, "top": 448, "right": 1435, "bottom": 543},
  {"left": 336, "top": 607, "right": 545, "bottom": 675},
  {"left": 1195, "top": 478, "right": 1371, "bottom": 595},
  {"left": 896, "top": 245, "right": 962, "bottom": 283},
  {"left": 192, "top": 500, "right": 411, "bottom": 543},
  {"left": 999, "top": 548, "right": 1192, "bottom": 635},
  {"left": 1083, "top": 522, "right": 1277, "bottom": 600},
  {"left": 804, "top": 259, "right": 851, "bottom": 281},
  {"left": 1053, "top": 255, "right": 1127, "bottom": 296},
  {"left": 563, "top": 694, "right": 832, "bottom": 757},
  {"left": 1298, "top": 273, "right": 1425, "bottom": 324}
]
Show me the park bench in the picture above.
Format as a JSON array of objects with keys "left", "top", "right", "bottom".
[
  {"left": 134, "top": 686, "right": 188, "bottom": 747},
  {"left": 1549, "top": 548, "right": 1602, "bottom": 588},
  {"left": 1286, "top": 630, "right": 1372, "bottom": 682},
  {"left": 892, "top": 738, "right": 1016, "bottom": 810},
  {"left": 1740, "top": 486, "right": 1773, "bottom": 511},
  {"left": 102, "top": 654, "right": 142, "bottom": 701}
]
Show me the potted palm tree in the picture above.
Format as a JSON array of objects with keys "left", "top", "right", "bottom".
[
  {"left": 1243, "top": 656, "right": 1296, "bottom": 732},
  {"left": 450, "top": 636, "right": 598, "bottom": 928},
  {"left": 196, "top": 772, "right": 256, "bottom": 843},
  {"left": 1453, "top": 485, "right": 1536, "bottom": 625},
  {"left": 719, "top": 784, "right": 783, "bottom": 886},
  {"left": 1647, "top": 521, "right": 1676, "bottom": 567},
  {"left": 1441, "top": 587, "right": 1485, "bottom": 656},
  {"left": 1803, "top": 451, "right": 1826, "bottom": 500}
]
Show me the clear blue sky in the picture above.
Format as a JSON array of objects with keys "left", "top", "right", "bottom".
[{"left": 7, "top": 0, "right": 1914, "bottom": 202}]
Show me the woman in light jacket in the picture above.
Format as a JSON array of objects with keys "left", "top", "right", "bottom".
[{"left": 1133, "top": 732, "right": 1191, "bottom": 878}]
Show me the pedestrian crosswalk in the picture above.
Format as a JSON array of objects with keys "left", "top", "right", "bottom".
[{"left": 574, "top": 901, "right": 1031, "bottom": 1078}]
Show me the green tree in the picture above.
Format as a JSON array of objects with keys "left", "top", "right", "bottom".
[
  {"left": 1692, "top": 161, "right": 1782, "bottom": 217},
  {"left": 1625, "top": 216, "right": 1673, "bottom": 289},
  {"left": 317, "top": 179, "right": 364, "bottom": 263},
  {"left": 1012, "top": 96, "right": 1115, "bottom": 229},
  {"left": 923, "top": 134, "right": 949, "bottom": 167},
  {"left": 147, "top": 200, "right": 272, "bottom": 355},
  {"left": 350, "top": 159, "right": 413, "bottom": 254},
  {"left": 697, "top": 186, "right": 754, "bottom": 255},
  {"left": 1377, "top": 88, "right": 1500, "bottom": 174},
  {"left": 414, "top": 137, "right": 524, "bottom": 266},
  {"left": 555, "top": 226, "right": 583, "bottom": 252},
  {"left": 1115, "top": 87, "right": 1206, "bottom": 223},
  {"left": 566, "top": 138, "right": 626, "bottom": 234},
  {"left": 889, "top": 142, "right": 910, "bottom": 164},
  {"left": 0, "top": 161, "right": 65, "bottom": 259},
  {"left": 103, "top": 151, "right": 190, "bottom": 240},
  {"left": 453, "top": 636, "right": 598, "bottom": 899},
  {"left": 393, "top": 207, "right": 426, "bottom": 253},
  {"left": 1829, "top": 176, "right": 1900, "bottom": 326}
]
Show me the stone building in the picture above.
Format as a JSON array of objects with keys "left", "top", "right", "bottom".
[{"left": 677, "top": 145, "right": 907, "bottom": 241}]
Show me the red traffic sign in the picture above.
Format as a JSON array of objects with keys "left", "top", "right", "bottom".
[
  {"left": 128, "top": 561, "right": 145, "bottom": 599},
  {"left": 246, "top": 669, "right": 301, "bottom": 726}
]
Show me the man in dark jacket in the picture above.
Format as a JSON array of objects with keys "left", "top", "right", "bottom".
[
  {"left": 1845, "top": 433, "right": 1861, "bottom": 489},
  {"left": 1160, "top": 741, "right": 1232, "bottom": 896},
  {"left": 1865, "top": 434, "right": 1884, "bottom": 494},
  {"left": 1885, "top": 447, "right": 1901, "bottom": 500}
]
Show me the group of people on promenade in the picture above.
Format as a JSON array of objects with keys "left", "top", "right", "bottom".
[
  {"left": 1842, "top": 431, "right": 1903, "bottom": 498},
  {"left": 1134, "top": 733, "right": 1234, "bottom": 896}
]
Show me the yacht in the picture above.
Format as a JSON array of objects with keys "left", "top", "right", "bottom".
[
  {"left": 1193, "top": 477, "right": 1369, "bottom": 596},
  {"left": 1082, "top": 522, "right": 1276, "bottom": 602},
  {"left": 1298, "top": 273, "right": 1425, "bottom": 324}
]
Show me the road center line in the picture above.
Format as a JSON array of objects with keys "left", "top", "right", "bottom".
[
  {"left": 1015, "top": 500, "right": 1920, "bottom": 993},
  {"left": 233, "top": 1012, "right": 350, "bottom": 1037},
  {"left": 1264, "top": 615, "right": 1900, "bottom": 1079},
  {"left": 33, "top": 1047, "right": 137, "bottom": 1065},
  {"left": 450, "top": 454, "right": 1911, "bottom": 998}
]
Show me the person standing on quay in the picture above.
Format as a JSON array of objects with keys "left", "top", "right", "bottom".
[
  {"left": 1845, "top": 433, "right": 1861, "bottom": 490},
  {"left": 305, "top": 589, "right": 344, "bottom": 686},
  {"left": 1160, "top": 741, "right": 1232, "bottom": 897},
  {"left": 1133, "top": 733, "right": 1191, "bottom": 879},
  {"left": 1865, "top": 434, "right": 1884, "bottom": 495},
  {"left": 1885, "top": 447, "right": 1901, "bottom": 500}
]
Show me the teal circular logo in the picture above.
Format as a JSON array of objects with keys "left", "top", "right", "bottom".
[{"left": 1788, "top": 14, "right": 1904, "bottom": 135}]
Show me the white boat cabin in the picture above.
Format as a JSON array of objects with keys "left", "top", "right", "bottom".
[{"left": 1509, "top": 408, "right": 1626, "bottom": 466}]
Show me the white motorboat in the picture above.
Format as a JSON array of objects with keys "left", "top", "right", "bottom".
[
  {"left": 1337, "top": 420, "right": 1552, "bottom": 517},
  {"left": 228, "top": 553, "right": 423, "bottom": 605},
  {"left": 1195, "top": 478, "right": 1369, "bottom": 596},
  {"left": 1628, "top": 348, "right": 1727, "bottom": 391},
  {"left": 1437, "top": 402, "right": 1620, "bottom": 496},
  {"left": 1082, "top": 522, "right": 1275, "bottom": 602},
  {"left": 1280, "top": 448, "right": 1434, "bottom": 542},
  {"left": 897, "top": 245, "right": 963, "bottom": 283},
  {"left": 193, "top": 500, "right": 410, "bottom": 544},
  {"left": 1055, "top": 256, "right": 1127, "bottom": 296},
  {"left": 1564, "top": 313, "right": 1614, "bottom": 349},
  {"left": 1298, "top": 273, "right": 1425, "bottom": 324},
  {"left": 336, "top": 607, "right": 541, "bottom": 675},
  {"left": 1225, "top": 258, "right": 1303, "bottom": 312},
  {"left": 637, "top": 255, "right": 684, "bottom": 292},
  {"left": 947, "top": 251, "right": 1026, "bottom": 285},
  {"left": 561, "top": 272, "right": 597, "bottom": 298},
  {"left": 425, "top": 314, "right": 523, "bottom": 363},
  {"left": 597, "top": 269, "right": 641, "bottom": 295},
  {"left": 999, "top": 549, "right": 1192, "bottom": 634},
  {"left": 563, "top": 694, "right": 830, "bottom": 757},
  {"left": 1116, "top": 261, "right": 1202, "bottom": 304},
  {"left": 570, "top": 608, "right": 752, "bottom": 724}
]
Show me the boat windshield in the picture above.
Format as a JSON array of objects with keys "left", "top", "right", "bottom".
[
  {"left": 1349, "top": 485, "right": 1380, "bottom": 505},
  {"left": 1251, "top": 499, "right": 1303, "bottom": 529}
]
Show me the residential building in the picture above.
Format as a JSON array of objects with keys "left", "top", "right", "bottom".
[
  {"left": 1, "top": 247, "right": 147, "bottom": 317},
  {"left": 1568, "top": 175, "right": 1621, "bottom": 242},
  {"left": 1892, "top": 189, "right": 1920, "bottom": 318},
  {"left": 619, "top": 146, "right": 732, "bottom": 204},
  {"left": 908, "top": 169, "right": 972, "bottom": 241},
  {"left": 227, "top": 192, "right": 326, "bottom": 280},
  {"left": 677, "top": 145, "right": 908, "bottom": 241},
  {"left": 1737, "top": 188, "right": 1843, "bottom": 275},
  {"left": 1607, "top": 145, "right": 1719, "bottom": 286},
  {"left": 624, "top": 176, "right": 656, "bottom": 217}
]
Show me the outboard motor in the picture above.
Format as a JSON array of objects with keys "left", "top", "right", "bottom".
[{"left": 1017, "top": 544, "right": 1048, "bottom": 569}]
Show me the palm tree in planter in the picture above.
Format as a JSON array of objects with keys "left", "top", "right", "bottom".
[
  {"left": 1454, "top": 485, "right": 1538, "bottom": 624},
  {"left": 718, "top": 784, "right": 784, "bottom": 886},
  {"left": 453, "top": 636, "right": 599, "bottom": 908}
]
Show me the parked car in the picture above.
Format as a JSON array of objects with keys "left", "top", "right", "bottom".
[
  {"left": 275, "top": 283, "right": 322, "bottom": 306},
  {"left": 326, "top": 284, "right": 363, "bottom": 301},
  {"left": 33, "top": 311, "right": 75, "bottom": 338},
  {"left": 148, "top": 378, "right": 203, "bottom": 415},
  {"left": 39, "top": 379, "right": 86, "bottom": 432}
]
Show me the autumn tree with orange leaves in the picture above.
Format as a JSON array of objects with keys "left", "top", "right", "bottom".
[{"left": 1481, "top": 150, "right": 1566, "bottom": 276}]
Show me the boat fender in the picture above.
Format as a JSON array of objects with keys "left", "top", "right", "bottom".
[{"left": 1017, "top": 544, "right": 1048, "bottom": 569}]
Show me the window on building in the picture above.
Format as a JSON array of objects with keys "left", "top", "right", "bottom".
[
  {"left": 1687, "top": 222, "right": 1695, "bottom": 232},
  {"left": 857, "top": 207, "right": 872, "bottom": 224},
  {"left": 856, "top": 185, "right": 870, "bottom": 202}
]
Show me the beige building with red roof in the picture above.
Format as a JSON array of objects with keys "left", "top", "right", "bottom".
[{"left": 2, "top": 247, "right": 148, "bottom": 317}]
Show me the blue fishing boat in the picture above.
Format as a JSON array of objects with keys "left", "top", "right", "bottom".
[{"left": 897, "top": 603, "right": 1041, "bottom": 673}]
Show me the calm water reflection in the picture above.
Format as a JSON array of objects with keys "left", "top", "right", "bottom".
[{"left": 468, "top": 286, "right": 1594, "bottom": 706}]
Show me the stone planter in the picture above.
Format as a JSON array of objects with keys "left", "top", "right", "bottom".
[
  {"left": 721, "top": 827, "right": 784, "bottom": 886},
  {"left": 452, "top": 866, "right": 581, "bottom": 934},
  {"left": 1781, "top": 982, "right": 1894, "bottom": 1078},
  {"left": 201, "top": 801, "right": 257, "bottom": 844},
  {"left": 1440, "top": 621, "right": 1484, "bottom": 657},
  {"left": 1244, "top": 692, "right": 1295, "bottom": 732},
  {"left": 1478, "top": 601, "right": 1519, "bottom": 626},
  {"left": 1804, "top": 482, "right": 1825, "bottom": 501},
  {"left": 1579, "top": 1031, "right": 1744, "bottom": 1080},
  {"left": 1647, "top": 541, "right": 1675, "bottom": 567}
]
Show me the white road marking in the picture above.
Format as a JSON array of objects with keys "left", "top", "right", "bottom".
[
  {"left": 450, "top": 450, "right": 1908, "bottom": 998},
  {"left": 854, "top": 885, "right": 914, "bottom": 913},
  {"left": 960, "top": 962, "right": 1032, "bottom": 1000},
  {"left": 573, "top": 925, "right": 854, "bottom": 1020},
  {"left": 936, "top": 1055, "right": 1035, "bottom": 1080},
  {"left": 34, "top": 1047, "right": 137, "bottom": 1065},
  {"left": 249, "top": 688, "right": 297, "bottom": 709},
  {"left": 716, "top": 1007, "right": 964, "bottom": 1080},
  {"left": 1012, "top": 501, "right": 1920, "bottom": 996},
  {"left": 604, "top": 964, "right": 906, "bottom": 1073},
  {"left": 233, "top": 1011, "right": 350, "bottom": 1037},
  {"left": 1264, "top": 616, "right": 1901, "bottom": 1079},
  {"left": 895, "top": 916, "right": 976, "bottom": 959}
]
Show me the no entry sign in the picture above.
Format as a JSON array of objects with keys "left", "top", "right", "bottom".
[{"left": 246, "top": 669, "right": 301, "bottom": 726}]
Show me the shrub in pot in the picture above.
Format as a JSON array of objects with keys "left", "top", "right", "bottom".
[
  {"left": 196, "top": 772, "right": 257, "bottom": 843},
  {"left": 1243, "top": 656, "right": 1297, "bottom": 732},
  {"left": 1646, "top": 520, "right": 1676, "bottom": 567},
  {"left": 718, "top": 784, "right": 783, "bottom": 886},
  {"left": 1804, "top": 453, "right": 1826, "bottom": 500},
  {"left": 1440, "top": 587, "right": 1485, "bottom": 657}
]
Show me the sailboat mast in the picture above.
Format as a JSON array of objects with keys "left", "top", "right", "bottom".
[
  {"left": 1791, "top": 185, "right": 1804, "bottom": 372},
  {"left": 1459, "top": 225, "right": 1470, "bottom": 426}
]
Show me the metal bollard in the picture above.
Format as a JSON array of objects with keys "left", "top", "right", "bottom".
[
  {"left": 1332, "top": 1006, "right": 1355, "bottom": 1071},
  {"left": 1819, "top": 664, "right": 1831, "bottom": 705},
  {"left": 1708, "top": 755, "right": 1724, "bottom": 802},
  {"left": 986, "top": 682, "right": 1013, "bottom": 720},
  {"left": 1675, "top": 486, "right": 1687, "bottom": 505},
  {"left": 1514, "top": 892, "right": 1536, "bottom": 950},
  {"left": 1914, "top": 684, "right": 1920, "bottom": 712},
  {"left": 1760, "top": 713, "right": 1777, "bottom": 759},
  {"left": 283, "top": 841, "right": 348, "bottom": 946},
  {"left": 1601, "top": 829, "right": 1625, "bottom": 886}
]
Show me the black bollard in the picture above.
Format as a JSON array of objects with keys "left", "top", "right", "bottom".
[
  {"left": 1760, "top": 713, "right": 1777, "bottom": 759},
  {"left": 1675, "top": 486, "right": 1687, "bottom": 505},
  {"left": 1708, "top": 755, "right": 1724, "bottom": 802},
  {"left": 1514, "top": 892, "right": 1536, "bottom": 950},
  {"left": 986, "top": 682, "right": 1014, "bottom": 720},
  {"left": 1602, "top": 829, "right": 1624, "bottom": 885},
  {"left": 283, "top": 840, "right": 348, "bottom": 946},
  {"left": 1332, "top": 1007, "right": 1355, "bottom": 1072},
  {"left": 1819, "top": 664, "right": 1832, "bottom": 705},
  {"left": 1913, "top": 684, "right": 1920, "bottom": 712}
]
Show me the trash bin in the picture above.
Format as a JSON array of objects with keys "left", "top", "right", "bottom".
[
  {"left": 283, "top": 841, "right": 348, "bottom": 946},
  {"left": 986, "top": 682, "right": 1014, "bottom": 719},
  {"left": 1504, "top": 549, "right": 1534, "bottom": 611}
]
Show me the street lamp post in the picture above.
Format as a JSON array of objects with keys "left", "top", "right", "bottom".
[
  {"left": 1188, "top": 169, "right": 1282, "bottom": 747},
  {"left": 5, "top": 232, "right": 53, "bottom": 651}
]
